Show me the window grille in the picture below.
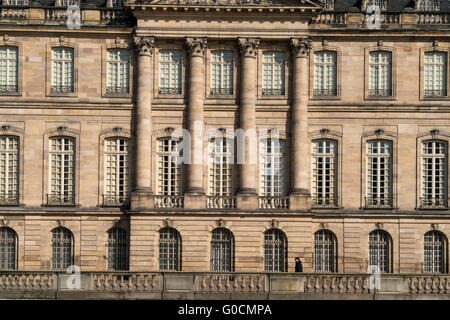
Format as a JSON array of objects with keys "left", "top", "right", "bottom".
[
  {"left": 260, "top": 138, "right": 286, "bottom": 196},
  {"left": 0, "top": 227, "right": 16, "bottom": 270},
  {"left": 314, "top": 51, "right": 337, "bottom": 96},
  {"left": 264, "top": 228, "right": 287, "bottom": 272},
  {"left": 208, "top": 137, "right": 233, "bottom": 197},
  {"left": 104, "top": 138, "right": 129, "bottom": 205},
  {"left": 51, "top": 48, "right": 74, "bottom": 93},
  {"left": 424, "top": 230, "right": 447, "bottom": 274},
  {"left": 369, "top": 229, "right": 392, "bottom": 273},
  {"left": 51, "top": 227, "right": 73, "bottom": 270},
  {"left": 0, "top": 47, "right": 17, "bottom": 93},
  {"left": 106, "top": 49, "right": 129, "bottom": 94},
  {"left": 49, "top": 137, "right": 75, "bottom": 205},
  {"left": 210, "top": 228, "right": 234, "bottom": 272},
  {"left": 366, "top": 140, "right": 392, "bottom": 208},
  {"left": 159, "top": 227, "right": 181, "bottom": 271},
  {"left": 312, "top": 140, "right": 337, "bottom": 207},
  {"left": 157, "top": 138, "right": 183, "bottom": 196},
  {"left": 424, "top": 52, "right": 447, "bottom": 97},
  {"left": 107, "top": 227, "right": 128, "bottom": 270},
  {"left": 421, "top": 140, "right": 447, "bottom": 208},
  {"left": 369, "top": 51, "right": 392, "bottom": 97},
  {"left": 210, "top": 51, "right": 233, "bottom": 95},
  {"left": 159, "top": 50, "right": 182, "bottom": 94},
  {"left": 314, "top": 229, "right": 336, "bottom": 272},
  {"left": 0, "top": 136, "right": 18, "bottom": 205},
  {"left": 262, "top": 52, "right": 285, "bottom": 95}
]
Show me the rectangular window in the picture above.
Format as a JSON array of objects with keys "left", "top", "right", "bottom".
[
  {"left": 314, "top": 51, "right": 337, "bottom": 96},
  {"left": 51, "top": 48, "right": 74, "bottom": 93},
  {"left": 106, "top": 49, "right": 129, "bottom": 94},
  {"left": 312, "top": 140, "right": 337, "bottom": 207},
  {"left": 260, "top": 139, "right": 285, "bottom": 196},
  {"left": 104, "top": 138, "right": 129, "bottom": 206},
  {"left": 262, "top": 52, "right": 285, "bottom": 95},
  {"left": 0, "top": 47, "right": 18, "bottom": 93},
  {"left": 369, "top": 51, "right": 392, "bottom": 97},
  {"left": 366, "top": 140, "right": 392, "bottom": 208},
  {"left": 208, "top": 138, "right": 233, "bottom": 197},
  {"left": 157, "top": 138, "right": 182, "bottom": 196},
  {"left": 210, "top": 51, "right": 233, "bottom": 95},
  {"left": 421, "top": 141, "right": 447, "bottom": 208},
  {"left": 0, "top": 136, "right": 18, "bottom": 205},
  {"left": 424, "top": 52, "right": 447, "bottom": 97},
  {"left": 159, "top": 50, "right": 181, "bottom": 94},
  {"left": 48, "top": 137, "right": 75, "bottom": 205}
]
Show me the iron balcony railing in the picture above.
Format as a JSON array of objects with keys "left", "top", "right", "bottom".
[
  {"left": 210, "top": 88, "right": 233, "bottom": 95},
  {"left": 0, "top": 193, "right": 19, "bottom": 205},
  {"left": 0, "top": 84, "right": 18, "bottom": 93},
  {"left": 313, "top": 88, "right": 337, "bottom": 97},
  {"left": 424, "top": 89, "right": 446, "bottom": 97},
  {"left": 102, "top": 194, "right": 128, "bottom": 207},
  {"left": 365, "top": 197, "right": 393, "bottom": 209},
  {"left": 50, "top": 85, "right": 74, "bottom": 93},
  {"left": 312, "top": 196, "right": 338, "bottom": 208},
  {"left": 369, "top": 88, "right": 392, "bottom": 97},
  {"left": 46, "top": 193, "right": 75, "bottom": 206},
  {"left": 262, "top": 88, "right": 284, "bottom": 95},
  {"left": 420, "top": 197, "right": 448, "bottom": 209},
  {"left": 158, "top": 87, "right": 181, "bottom": 94},
  {"left": 106, "top": 86, "right": 129, "bottom": 94}
]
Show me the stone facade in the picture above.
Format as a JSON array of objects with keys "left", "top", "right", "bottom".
[{"left": 0, "top": 0, "right": 450, "bottom": 276}]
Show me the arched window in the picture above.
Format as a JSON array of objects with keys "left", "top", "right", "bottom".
[
  {"left": 159, "top": 227, "right": 181, "bottom": 271},
  {"left": 0, "top": 135, "right": 19, "bottom": 205},
  {"left": 264, "top": 228, "right": 287, "bottom": 272},
  {"left": 51, "top": 227, "right": 73, "bottom": 270},
  {"left": 259, "top": 138, "right": 286, "bottom": 197},
  {"left": 211, "top": 228, "right": 234, "bottom": 272},
  {"left": 420, "top": 140, "right": 448, "bottom": 208},
  {"left": 424, "top": 230, "right": 448, "bottom": 274},
  {"left": 312, "top": 139, "right": 337, "bottom": 207},
  {"left": 208, "top": 137, "right": 233, "bottom": 197},
  {"left": 366, "top": 140, "right": 392, "bottom": 208},
  {"left": 0, "top": 227, "right": 16, "bottom": 270},
  {"left": 369, "top": 229, "right": 392, "bottom": 273},
  {"left": 156, "top": 137, "right": 183, "bottom": 197},
  {"left": 103, "top": 137, "right": 129, "bottom": 206},
  {"left": 48, "top": 137, "right": 75, "bottom": 205},
  {"left": 107, "top": 227, "right": 128, "bottom": 271},
  {"left": 314, "top": 229, "right": 337, "bottom": 272}
]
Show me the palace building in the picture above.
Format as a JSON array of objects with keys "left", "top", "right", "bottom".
[{"left": 1, "top": 0, "right": 450, "bottom": 293}]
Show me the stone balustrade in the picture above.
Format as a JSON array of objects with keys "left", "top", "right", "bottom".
[
  {"left": 259, "top": 196, "right": 289, "bottom": 210},
  {"left": 154, "top": 195, "right": 184, "bottom": 208},
  {"left": 206, "top": 196, "right": 236, "bottom": 209}
]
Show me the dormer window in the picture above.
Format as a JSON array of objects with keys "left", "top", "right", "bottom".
[
  {"left": 318, "top": 0, "right": 334, "bottom": 11},
  {"left": 362, "top": 0, "right": 387, "bottom": 11},
  {"left": 416, "top": 0, "right": 439, "bottom": 11}
]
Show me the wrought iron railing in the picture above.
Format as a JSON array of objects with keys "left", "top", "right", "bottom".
[
  {"left": 46, "top": 193, "right": 75, "bottom": 206},
  {"left": 369, "top": 88, "right": 392, "bottom": 97},
  {"left": 312, "top": 196, "right": 338, "bottom": 208},
  {"left": 424, "top": 89, "right": 446, "bottom": 97},
  {"left": 50, "top": 85, "right": 74, "bottom": 93},
  {"left": 262, "top": 88, "right": 284, "bottom": 96},
  {"left": 420, "top": 197, "right": 448, "bottom": 209},
  {"left": 0, "top": 193, "right": 19, "bottom": 205},
  {"left": 210, "top": 88, "right": 233, "bottom": 95},
  {"left": 154, "top": 195, "right": 184, "bottom": 208},
  {"left": 365, "top": 197, "right": 393, "bottom": 209},
  {"left": 0, "top": 85, "right": 18, "bottom": 93},
  {"left": 258, "top": 196, "right": 289, "bottom": 209},
  {"left": 313, "top": 88, "right": 337, "bottom": 97},
  {"left": 158, "top": 87, "right": 181, "bottom": 94},
  {"left": 106, "top": 86, "right": 129, "bottom": 94},
  {"left": 102, "top": 194, "right": 128, "bottom": 207},
  {"left": 207, "top": 196, "right": 236, "bottom": 209}
]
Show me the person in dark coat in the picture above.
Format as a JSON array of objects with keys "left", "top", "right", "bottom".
[{"left": 295, "top": 257, "right": 303, "bottom": 272}]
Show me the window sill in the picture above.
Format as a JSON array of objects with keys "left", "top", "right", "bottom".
[
  {"left": 0, "top": 91, "right": 21, "bottom": 96},
  {"left": 42, "top": 204, "right": 80, "bottom": 208},
  {"left": 47, "top": 92, "right": 77, "bottom": 98},
  {"left": 365, "top": 96, "right": 396, "bottom": 101},
  {"left": 421, "top": 96, "right": 450, "bottom": 101},
  {"left": 103, "top": 93, "right": 132, "bottom": 98},
  {"left": 310, "top": 95, "right": 341, "bottom": 100}
]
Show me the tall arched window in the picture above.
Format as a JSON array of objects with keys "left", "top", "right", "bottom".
[
  {"left": 314, "top": 229, "right": 337, "bottom": 272},
  {"left": 369, "top": 229, "right": 392, "bottom": 273},
  {"left": 312, "top": 139, "right": 337, "bottom": 207},
  {"left": 107, "top": 227, "right": 128, "bottom": 271},
  {"left": 366, "top": 140, "right": 392, "bottom": 208},
  {"left": 159, "top": 227, "right": 181, "bottom": 271},
  {"left": 0, "top": 135, "right": 19, "bottom": 205},
  {"left": 156, "top": 137, "right": 183, "bottom": 196},
  {"left": 264, "top": 228, "right": 287, "bottom": 272},
  {"left": 260, "top": 138, "right": 286, "bottom": 197},
  {"left": 0, "top": 227, "right": 16, "bottom": 270},
  {"left": 51, "top": 227, "right": 73, "bottom": 270},
  {"left": 211, "top": 228, "right": 234, "bottom": 272},
  {"left": 48, "top": 137, "right": 75, "bottom": 205},
  {"left": 420, "top": 140, "right": 448, "bottom": 208},
  {"left": 104, "top": 137, "right": 129, "bottom": 206},
  {"left": 424, "top": 230, "right": 448, "bottom": 274}
]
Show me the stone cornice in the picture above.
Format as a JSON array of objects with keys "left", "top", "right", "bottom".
[
  {"left": 238, "top": 37, "right": 260, "bottom": 58},
  {"left": 185, "top": 37, "right": 207, "bottom": 57},
  {"left": 133, "top": 36, "right": 155, "bottom": 56}
]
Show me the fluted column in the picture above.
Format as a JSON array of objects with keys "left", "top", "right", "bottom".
[
  {"left": 184, "top": 37, "right": 207, "bottom": 209},
  {"left": 236, "top": 37, "right": 259, "bottom": 210},
  {"left": 131, "top": 36, "right": 155, "bottom": 209},
  {"left": 289, "top": 37, "right": 312, "bottom": 210}
]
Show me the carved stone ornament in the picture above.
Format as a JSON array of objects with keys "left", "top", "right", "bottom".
[
  {"left": 163, "top": 218, "right": 172, "bottom": 228},
  {"left": 320, "top": 128, "right": 330, "bottom": 136},
  {"left": 59, "top": 35, "right": 65, "bottom": 46},
  {"left": 133, "top": 36, "right": 155, "bottom": 57},
  {"left": 3, "top": 34, "right": 9, "bottom": 44},
  {"left": 319, "top": 222, "right": 328, "bottom": 229},
  {"left": 185, "top": 37, "right": 207, "bottom": 57},
  {"left": 164, "top": 127, "right": 175, "bottom": 136},
  {"left": 57, "top": 126, "right": 67, "bottom": 135},
  {"left": 216, "top": 218, "right": 225, "bottom": 227},
  {"left": 290, "top": 37, "right": 312, "bottom": 58},
  {"left": 375, "top": 128, "right": 384, "bottom": 137},
  {"left": 270, "top": 219, "right": 279, "bottom": 229},
  {"left": 238, "top": 37, "right": 260, "bottom": 58},
  {"left": 375, "top": 222, "right": 383, "bottom": 229},
  {"left": 112, "top": 127, "right": 123, "bottom": 134},
  {"left": 430, "top": 129, "right": 440, "bottom": 138},
  {"left": 0, "top": 125, "right": 10, "bottom": 133}
]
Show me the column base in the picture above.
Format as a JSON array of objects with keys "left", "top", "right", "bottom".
[
  {"left": 289, "top": 189, "right": 311, "bottom": 210},
  {"left": 184, "top": 190, "right": 206, "bottom": 210},
  {"left": 130, "top": 189, "right": 154, "bottom": 210},
  {"left": 236, "top": 190, "right": 258, "bottom": 210}
]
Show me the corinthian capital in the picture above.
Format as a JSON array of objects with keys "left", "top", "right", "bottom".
[
  {"left": 133, "top": 36, "right": 155, "bottom": 57},
  {"left": 185, "top": 37, "right": 207, "bottom": 57},
  {"left": 291, "top": 37, "right": 312, "bottom": 58},
  {"left": 238, "top": 37, "right": 260, "bottom": 58}
]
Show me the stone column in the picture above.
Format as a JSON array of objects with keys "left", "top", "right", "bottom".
[
  {"left": 236, "top": 37, "right": 259, "bottom": 210},
  {"left": 130, "top": 36, "right": 155, "bottom": 209},
  {"left": 184, "top": 37, "right": 207, "bottom": 209},
  {"left": 289, "top": 37, "right": 312, "bottom": 210}
]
